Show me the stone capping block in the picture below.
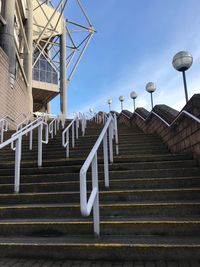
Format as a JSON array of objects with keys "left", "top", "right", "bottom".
[
  {"left": 133, "top": 107, "right": 150, "bottom": 120},
  {"left": 152, "top": 104, "right": 179, "bottom": 124}
]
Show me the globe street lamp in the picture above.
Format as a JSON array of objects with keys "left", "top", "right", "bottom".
[
  {"left": 119, "top": 96, "right": 125, "bottom": 111},
  {"left": 146, "top": 82, "right": 156, "bottom": 109},
  {"left": 172, "top": 51, "right": 193, "bottom": 103},
  {"left": 107, "top": 99, "right": 112, "bottom": 112},
  {"left": 89, "top": 108, "right": 93, "bottom": 113},
  {"left": 130, "top": 91, "right": 137, "bottom": 111}
]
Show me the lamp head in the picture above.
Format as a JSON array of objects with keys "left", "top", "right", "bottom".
[
  {"left": 172, "top": 51, "right": 193, "bottom": 72},
  {"left": 119, "top": 95, "right": 125, "bottom": 102},
  {"left": 107, "top": 99, "right": 112, "bottom": 105},
  {"left": 130, "top": 91, "right": 137, "bottom": 99},
  {"left": 146, "top": 82, "right": 156, "bottom": 93}
]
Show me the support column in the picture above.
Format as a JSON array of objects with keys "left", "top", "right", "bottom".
[
  {"left": 60, "top": 11, "right": 67, "bottom": 118},
  {"left": 47, "top": 102, "right": 51, "bottom": 114},
  {"left": 24, "top": 0, "right": 33, "bottom": 112},
  {"left": 0, "top": 0, "right": 16, "bottom": 87}
]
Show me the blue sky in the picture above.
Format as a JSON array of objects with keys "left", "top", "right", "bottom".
[{"left": 51, "top": 0, "right": 200, "bottom": 117}]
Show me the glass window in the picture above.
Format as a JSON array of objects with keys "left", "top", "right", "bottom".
[{"left": 33, "top": 48, "right": 58, "bottom": 85}]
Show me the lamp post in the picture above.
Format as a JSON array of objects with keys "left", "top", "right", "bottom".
[
  {"left": 172, "top": 51, "right": 193, "bottom": 103},
  {"left": 130, "top": 91, "right": 137, "bottom": 111},
  {"left": 146, "top": 82, "right": 156, "bottom": 109},
  {"left": 119, "top": 96, "right": 125, "bottom": 111},
  {"left": 107, "top": 99, "right": 112, "bottom": 112}
]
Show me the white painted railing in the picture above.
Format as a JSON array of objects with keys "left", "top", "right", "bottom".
[
  {"left": 49, "top": 116, "right": 60, "bottom": 139},
  {"left": 0, "top": 117, "right": 48, "bottom": 193},
  {"left": 62, "top": 116, "right": 80, "bottom": 157},
  {"left": 0, "top": 118, "right": 9, "bottom": 143},
  {"left": 79, "top": 112, "right": 87, "bottom": 136},
  {"left": 16, "top": 114, "right": 34, "bottom": 132},
  {"left": 80, "top": 113, "right": 119, "bottom": 236},
  {"left": 134, "top": 110, "right": 200, "bottom": 127}
]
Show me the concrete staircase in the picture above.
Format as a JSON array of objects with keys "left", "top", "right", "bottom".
[{"left": 0, "top": 121, "right": 199, "bottom": 260}]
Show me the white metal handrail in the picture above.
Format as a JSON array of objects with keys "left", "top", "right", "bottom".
[
  {"left": 79, "top": 112, "right": 86, "bottom": 136},
  {"left": 134, "top": 110, "right": 200, "bottom": 128},
  {"left": 62, "top": 116, "right": 80, "bottom": 157},
  {"left": 0, "top": 118, "right": 9, "bottom": 143},
  {"left": 0, "top": 118, "right": 48, "bottom": 193},
  {"left": 16, "top": 113, "right": 34, "bottom": 132},
  {"left": 80, "top": 113, "right": 118, "bottom": 236},
  {"left": 49, "top": 116, "right": 60, "bottom": 139}
]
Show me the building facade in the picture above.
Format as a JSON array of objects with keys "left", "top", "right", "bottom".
[{"left": 0, "top": 0, "right": 94, "bottom": 127}]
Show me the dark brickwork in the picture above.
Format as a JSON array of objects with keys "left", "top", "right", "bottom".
[{"left": 128, "top": 94, "right": 200, "bottom": 161}]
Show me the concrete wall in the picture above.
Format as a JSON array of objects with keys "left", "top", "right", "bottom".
[{"left": 0, "top": 47, "right": 29, "bottom": 129}]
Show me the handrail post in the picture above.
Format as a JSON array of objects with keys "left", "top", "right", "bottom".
[
  {"left": 114, "top": 114, "right": 119, "bottom": 155},
  {"left": 0, "top": 123, "right": 3, "bottom": 143},
  {"left": 76, "top": 117, "right": 79, "bottom": 139},
  {"left": 109, "top": 124, "right": 113, "bottom": 163},
  {"left": 29, "top": 130, "right": 33, "bottom": 150},
  {"left": 14, "top": 136, "right": 22, "bottom": 193},
  {"left": 103, "top": 132, "right": 109, "bottom": 188},
  {"left": 66, "top": 131, "right": 69, "bottom": 157},
  {"left": 92, "top": 153, "right": 100, "bottom": 236},
  {"left": 38, "top": 124, "right": 42, "bottom": 167},
  {"left": 72, "top": 122, "right": 75, "bottom": 148}
]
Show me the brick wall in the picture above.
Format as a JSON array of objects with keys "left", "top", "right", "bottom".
[
  {"left": 0, "top": 47, "right": 29, "bottom": 129},
  {"left": 118, "top": 110, "right": 132, "bottom": 127},
  {"left": 128, "top": 95, "right": 200, "bottom": 160}
]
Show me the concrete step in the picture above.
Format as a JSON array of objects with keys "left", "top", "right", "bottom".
[
  {"left": 0, "top": 160, "right": 196, "bottom": 176},
  {"left": 0, "top": 236, "right": 199, "bottom": 260},
  {"left": 0, "top": 189, "right": 199, "bottom": 205},
  {"left": 0, "top": 202, "right": 199, "bottom": 219},
  {"left": 0, "top": 218, "right": 199, "bottom": 237},
  {"left": 0, "top": 153, "right": 193, "bottom": 167}
]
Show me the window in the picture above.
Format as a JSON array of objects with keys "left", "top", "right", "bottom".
[{"left": 33, "top": 48, "right": 58, "bottom": 85}]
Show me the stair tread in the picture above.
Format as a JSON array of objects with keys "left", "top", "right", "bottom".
[
  {"left": 0, "top": 201, "right": 199, "bottom": 209},
  {"left": 0, "top": 187, "right": 200, "bottom": 197},
  {"left": 0, "top": 236, "right": 199, "bottom": 246}
]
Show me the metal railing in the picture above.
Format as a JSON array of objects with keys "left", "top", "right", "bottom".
[
  {"left": 134, "top": 109, "right": 200, "bottom": 128},
  {"left": 16, "top": 113, "right": 34, "bottom": 132},
  {"left": 79, "top": 113, "right": 118, "bottom": 236},
  {"left": 0, "top": 118, "right": 9, "bottom": 143},
  {"left": 62, "top": 116, "right": 80, "bottom": 157},
  {"left": 49, "top": 116, "right": 60, "bottom": 139},
  {"left": 0, "top": 117, "right": 48, "bottom": 193}
]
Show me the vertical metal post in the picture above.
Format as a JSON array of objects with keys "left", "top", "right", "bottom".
[
  {"left": 109, "top": 104, "right": 111, "bottom": 112},
  {"left": 0, "top": 123, "right": 3, "bottom": 143},
  {"left": 29, "top": 130, "right": 33, "bottom": 150},
  {"left": 121, "top": 101, "right": 123, "bottom": 111},
  {"left": 38, "top": 124, "right": 42, "bottom": 167},
  {"left": 92, "top": 153, "right": 100, "bottom": 236},
  {"left": 76, "top": 118, "right": 79, "bottom": 139},
  {"left": 15, "top": 136, "right": 22, "bottom": 193},
  {"left": 54, "top": 120, "right": 57, "bottom": 136},
  {"left": 133, "top": 99, "right": 136, "bottom": 112},
  {"left": 24, "top": 0, "right": 33, "bottom": 112},
  {"left": 66, "top": 131, "right": 69, "bottom": 157},
  {"left": 114, "top": 114, "right": 119, "bottom": 155},
  {"left": 150, "top": 92, "right": 154, "bottom": 110},
  {"left": 182, "top": 71, "right": 189, "bottom": 103},
  {"left": 103, "top": 132, "right": 109, "bottom": 188},
  {"left": 60, "top": 1, "right": 67, "bottom": 118},
  {"left": 72, "top": 122, "right": 75, "bottom": 148},
  {"left": 109, "top": 125, "right": 113, "bottom": 163}
]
